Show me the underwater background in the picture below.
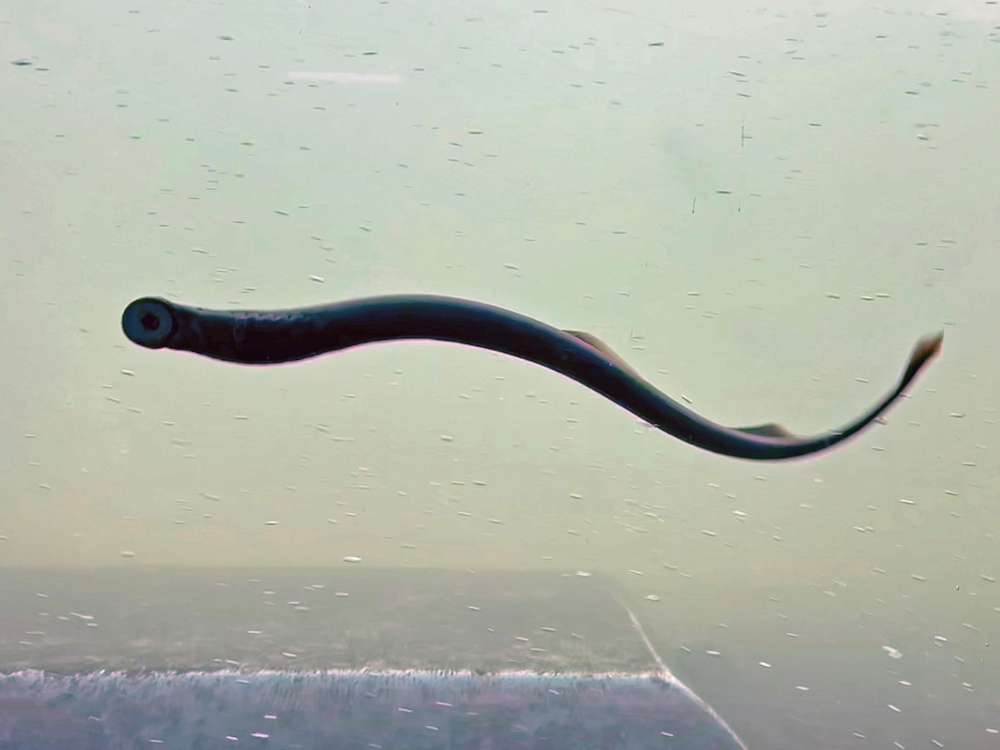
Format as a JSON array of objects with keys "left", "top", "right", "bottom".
[{"left": 2, "top": 0, "right": 998, "bottom": 746}]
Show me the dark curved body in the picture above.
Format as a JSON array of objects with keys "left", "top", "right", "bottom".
[{"left": 121, "top": 294, "right": 942, "bottom": 461}]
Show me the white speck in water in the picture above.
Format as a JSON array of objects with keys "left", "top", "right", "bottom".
[
  {"left": 645, "top": 594, "right": 660, "bottom": 602},
  {"left": 575, "top": 570, "right": 592, "bottom": 578},
  {"left": 343, "top": 556, "right": 362, "bottom": 563},
  {"left": 883, "top": 645, "right": 903, "bottom": 659},
  {"left": 120, "top": 550, "right": 135, "bottom": 558}
]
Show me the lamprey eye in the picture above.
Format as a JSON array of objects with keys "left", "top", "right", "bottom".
[{"left": 121, "top": 297, "right": 177, "bottom": 349}]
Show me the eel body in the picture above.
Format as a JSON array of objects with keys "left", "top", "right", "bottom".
[{"left": 121, "top": 294, "right": 942, "bottom": 461}]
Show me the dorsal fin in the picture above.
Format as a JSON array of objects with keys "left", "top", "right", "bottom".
[
  {"left": 563, "top": 329, "right": 645, "bottom": 380},
  {"left": 735, "top": 422, "right": 795, "bottom": 439}
]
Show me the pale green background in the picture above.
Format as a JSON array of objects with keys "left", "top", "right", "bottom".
[{"left": 2, "top": 0, "right": 998, "bottom": 746}]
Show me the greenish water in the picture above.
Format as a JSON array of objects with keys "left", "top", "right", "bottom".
[{"left": 2, "top": 0, "right": 998, "bottom": 747}]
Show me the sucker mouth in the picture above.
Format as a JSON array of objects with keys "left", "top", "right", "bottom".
[{"left": 121, "top": 297, "right": 177, "bottom": 349}]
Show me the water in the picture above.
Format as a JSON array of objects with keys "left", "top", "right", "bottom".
[{"left": 2, "top": 0, "right": 998, "bottom": 746}]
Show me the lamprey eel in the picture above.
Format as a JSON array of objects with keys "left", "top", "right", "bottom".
[{"left": 121, "top": 294, "right": 942, "bottom": 461}]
